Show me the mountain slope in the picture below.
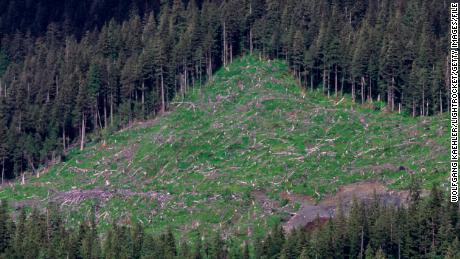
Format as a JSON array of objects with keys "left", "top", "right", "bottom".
[{"left": 0, "top": 56, "right": 449, "bottom": 236}]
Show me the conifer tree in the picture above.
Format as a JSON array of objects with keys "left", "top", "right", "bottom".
[
  {"left": 365, "top": 245, "right": 374, "bottom": 259},
  {"left": 263, "top": 0, "right": 282, "bottom": 57},
  {"left": 10, "top": 209, "right": 26, "bottom": 257},
  {"left": 352, "top": 21, "right": 370, "bottom": 103},
  {"left": 325, "top": 6, "right": 343, "bottom": 98},
  {"left": 291, "top": 30, "right": 305, "bottom": 83},
  {"left": 208, "top": 231, "right": 225, "bottom": 259},
  {"left": 379, "top": 13, "right": 403, "bottom": 111},
  {"left": 445, "top": 238, "right": 460, "bottom": 259},
  {"left": 153, "top": 8, "right": 170, "bottom": 114},
  {"left": 348, "top": 198, "right": 368, "bottom": 258},
  {"left": 303, "top": 46, "right": 316, "bottom": 91},
  {"left": 163, "top": 228, "right": 177, "bottom": 258},
  {"left": 141, "top": 233, "right": 158, "bottom": 259},
  {"left": 298, "top": 247, "right": 311, "bottom": 259},
  {"left": 374, "top": 247, "right": 386, "bottom": 259},
  {"left": 0, "top": 200, "right": 10, "bottom": 253}
]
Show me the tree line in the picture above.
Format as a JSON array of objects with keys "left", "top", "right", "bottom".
[
  {"left": 0, "top": 182, "right": 459, "bottom": 258},
  {"left": 0, "top": 0, "right": 450, "bottom": 180}
]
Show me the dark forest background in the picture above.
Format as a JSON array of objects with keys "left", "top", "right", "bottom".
[
  {"left": 0, "top": 0, "right": 164, "bottom": 36},
  {"left": 0, "top": 0, "right": 450, "bottom": 181}
]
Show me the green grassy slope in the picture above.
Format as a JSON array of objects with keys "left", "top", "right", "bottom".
[{"left": 0, "top": 55, "right": 449, "bottom": 237}]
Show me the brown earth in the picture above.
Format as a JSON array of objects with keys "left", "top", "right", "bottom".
[
  {"left": 281, "top": 181, "right": 410, "bottom": 233},
  {"left": 252, "top": 190, "right": 280, "bottom": 215}
]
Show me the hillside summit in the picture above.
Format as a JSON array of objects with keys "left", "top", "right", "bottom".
[{"left": 0, "top": 56, "right": 448, "bottom": 235}]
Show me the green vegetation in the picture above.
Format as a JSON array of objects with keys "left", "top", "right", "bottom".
[{"left": 0, "top": 56, "right": 449, "bottom": 237}]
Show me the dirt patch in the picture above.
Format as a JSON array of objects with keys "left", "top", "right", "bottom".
[
  {"left": 252, "top": 190, "right": 279, "bottom": 215},
  {"left": 320, "top": 181, "right": 407, "bottom": 207},
  {"left": 113, "top": 144, "right": 137, "bottom": 163},
  {"left": 283, "top": 181, "right": 409, "bottom": 233},
  {"left": 280, "top": 191, "right": 315, "bottom": 204},
  {"left": 284, "top": 205, "right": 333, "bottom": 232}
]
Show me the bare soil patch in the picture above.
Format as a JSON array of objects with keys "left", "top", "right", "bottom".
[
  {"left": 252, "top": 190, "right": 279, "bottom": 215},
  {"left": 113, "top": 144, "right": 138, "bottom": 163},
  {"left": 280, "top": 191, "right": 315, "bottom": 204},
  {"left": 283, "top": 181, "right": 409, "bottom": 233}
]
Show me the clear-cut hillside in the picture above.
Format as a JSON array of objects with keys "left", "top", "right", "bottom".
[{"left": 0, "top": 56, "right": 449, "bottom": 236}]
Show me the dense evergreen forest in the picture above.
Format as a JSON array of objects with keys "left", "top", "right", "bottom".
[
  {"left": 0, "top": 182, "right": 458, "bottom": 258},
  {"left": 0, "top": 0, "right": 165, "bottom": 36},
  {"left": 0, "top": 0, "right": 449, "bottom": 182}
]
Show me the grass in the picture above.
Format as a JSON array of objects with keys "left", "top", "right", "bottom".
[{"left": 0, "top": 55, "right": 449, "bottom": 238}]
